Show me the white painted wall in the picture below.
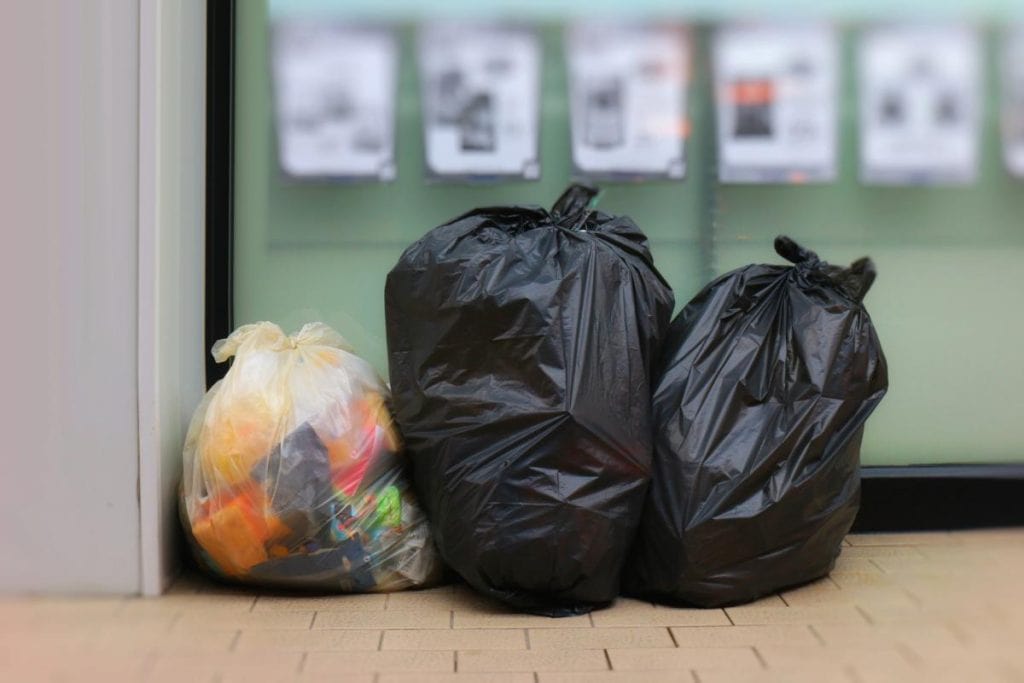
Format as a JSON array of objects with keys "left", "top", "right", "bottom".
[
  {"left": 0, "top": 0, "right": 143, "bottom": 593},
  {"left": 137, "top": 0, "right": 207, "bottom": 596},
  {"left": 0, "top": 0, "right": 207, "bottom": 595}
]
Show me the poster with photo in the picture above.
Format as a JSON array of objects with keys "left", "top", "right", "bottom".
[
  {"left": 858, "top": 24, "right": 981, "bottom": 185},
  {"left": 270, "top": 22, "right": 398, "bottom": 181},
  {"left": 565, "top": 23, "right": 688, "bottom": 180},
  {"left": 713, "top": 23, "right": 839, "bottom": 184},
  {"left": 418, "top": 23, "right": 541, "bottom": 180},
  {"left": 1002, "top": 27, "right": 1024, "bottom": 178}
]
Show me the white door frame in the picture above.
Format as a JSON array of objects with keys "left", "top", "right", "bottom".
[{"left": 137, "top": 0, "right": 208, "bottom": 596}]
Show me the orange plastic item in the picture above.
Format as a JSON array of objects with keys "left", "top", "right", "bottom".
[
  {"left": 198, "top": 396, "right": 278, "bottom": 490},
  {"left": 191, "top": 491, "right": 290, "bottom": 576}
]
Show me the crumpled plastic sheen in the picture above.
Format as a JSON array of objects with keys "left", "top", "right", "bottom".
[
  {"left": 181, "top": 321, "right": 442, "bottom": 592},
  {"left": 626, "top": 237, "right": 889, "bottom": 607},
  {"left": 385, "top": 184, "right": 674, "bottom": 615}
]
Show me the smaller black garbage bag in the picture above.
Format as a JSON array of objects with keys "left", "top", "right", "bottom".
[
  {"left": 626, "top": 236, "right": 888, "bottom": 607},
  {"left": 385, "top": 184, "right": 674, "bottom": 616}
]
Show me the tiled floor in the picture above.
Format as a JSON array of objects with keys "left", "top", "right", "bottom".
[{"left": 2, "top": 530, "right": 1023, "bottom": 682}]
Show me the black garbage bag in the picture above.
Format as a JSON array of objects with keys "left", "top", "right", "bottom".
[
  {"left": 626, "top": 237, "right": 888, "bottom": 607},
  {"left": 385, "top": 184, "right": 674, "bottom": 615}
]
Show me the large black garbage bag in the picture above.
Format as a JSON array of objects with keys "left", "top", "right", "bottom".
[
  {"left": 385, "top": 184, "right": 674, "bottom": 615},
  {"left": 626, "top": 237, "right": 888, "bottom": 607}
]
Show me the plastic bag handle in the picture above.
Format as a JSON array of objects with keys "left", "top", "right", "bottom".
[
  {"left": 775, "top": 236, "right": 877, "bottom": 303},
  {"left": 551, "top": 183, "right": 599, "bottom": 227},
  {"left": 211, "top": 321, "right": 352, "bottom": 363},
  {"left": 774, "top": 236, "right": 819, "bottom": 265},
  {"left": 846, "top": 257, "right": 877, "bottom": 303}
]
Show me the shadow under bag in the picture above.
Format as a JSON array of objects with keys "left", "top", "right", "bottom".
[
  {"left": 626, "top": 237, "right": 888, "bottom": 607},
  {"left": 385, "top": 185, "right": 674, "bottom": 615}
]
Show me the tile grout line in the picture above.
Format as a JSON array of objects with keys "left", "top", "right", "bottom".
[
  {"left": 854, "top": 605, "right": 875, "bottom": 626},
  {"left": 297, "top": 651, "right": 308, "bottom": 675},
  {"left": 807, "top": 624, "right": 826, "bottom": 646},
  {"left": 228, "top": 629, "right": 241, "bottom": 652},
  {"left": 454, "top": 649, "right": 458, "bottom": 673},
  {"left": 691, "top": 669, "right": 702, "bottom": 683},
  {"left": 308, "top": 611, "right": 316, "bottom": 630},
  {"left": 667, "top": 626, "right": 679, "bottom": 647},
  {"left": 723, "top": 609, "right": 735, "bottom": 626},
  {"left": 902, "top": 586, "right": 924, "bottom": 607},
  {"left": 895, "top": 641, "right": 924, "bottom": 669},
  {"left": 377, "top": 630, "right": 384, "bottom": 651},
  {"left": 524, "top": 628, "right": 531, "bottom": 650},
  {"left": 604, "top": 648, "right": 613, "bottom": 671},
  {"left": 751, "top": 645, "right": 768, "bottom": 670},
  {"left": 777, "top": 592, "right": 790, "bottom": 607}
]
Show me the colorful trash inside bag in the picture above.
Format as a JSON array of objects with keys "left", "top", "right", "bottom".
[
  {"left": 181, "top": 321, "right": 442, "bottom": 591},
  {"left": 626, "top": 237, "right": 888, "bottom": 607},
  {"left": 385, "top": 184, "right": 674, "bottom": 615}
]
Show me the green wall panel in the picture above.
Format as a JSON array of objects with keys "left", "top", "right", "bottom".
[{"left": 234, "top": 1, "right": 1024, "bottom": 466}]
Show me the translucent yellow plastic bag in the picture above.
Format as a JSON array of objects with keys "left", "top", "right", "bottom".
[{"left": 181, "top": 322, "right": 442, "bottom": 591}]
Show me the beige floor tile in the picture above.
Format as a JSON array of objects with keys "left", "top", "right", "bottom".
[
  {"left": 591, "top": 598, "right": 730, "bottom": 627},
  {"left": 831, "top": 555, "right": 887, "bottom": 573},
  {"left": 539, "top": 673, "right": 692, "bottom": 683},
  {"left": 952, "top": 528, "right": 1024, "bottom": 544},
  {"left": 235, "top": 627, "right": 380, "bottom": 652},
  {"left": 458, "top": 648, "right": 609, "bottom": 673},
  {"left": 315, "top": 608, "right": 451, "bottom": 629},
  {"left": 385, "top": 586, "right": 461, "bottom": 610},
  {"left": 1, "top": 611, "right": 178, "bottom": 641},
  {"left": 529, "top": 626, "right": 674, "bottom": 649},
  {"left": 0, "top": 598, "right": 129, "bottom": 630},
  {"left": 846, "top": 532, "right": 957, "bottom": 546},
  {"left": 730, "top": 594, "right": 789, "bottom": 608},
  {"left": 828, "top": 568, "right": 896, "bottom": 589},
  {"left": 669, "top": 624, "right": 820, "bottom": 648},
  {"left": 304, "top": 649, "right": 453, "bottom": 675},
  {"left": 756, "top": 643, "right": 913, "bottom": 670},
  {"left": 382, "top": 627, "right": 526, "bottom": 650},
  {"left": 148, "top": 651, "right": 303, "bottom": 681},
  {"left": 121, "top": 592, "right": 256, "bottom": 616},
  {"left": 782, "top": 582, "right": 918, "bottom": 609},
  {"left": 858, "top": 601, "right": 1002, "bottom": 627},
  {"left": 5, "top": 529, "right": 1024, "bottom": 682},
  {"left": 1, "top": 632, "right": 97, "bottom": 658},
  {"left": 811, "top": 620, "right": 965, "bottom": 653},
  {"left": 28, "top": 653, "right": 154, "bottom": 682},
  {"left": 97, "top": 626, "right": 238, "bottom": 655},
  {"left": 725, "top": 604, "right": 869, "bottom": 626},
  {"left": 247, "top": 675, "right": 376, "bottom": 679},
  {"left": 176, "top": 609, "right": 315, "bottom": 631},
  {"left": 379, "top": 674, "right": 534, "bottom": 683},
  {"left": 778, "top": 577, "right": 841, "bottom": 603},
  {"left": 253, "top": 593, "right": 387, "bottom": 612},
  {"left": 697, "top": 668, "right": 853, "bottom": 683},
  {"left": 0, "top": 596, "right": 127, "bottom": 615},
  {"left": 453, "top": 609, "right": 591, "bottom": 629},
  {"left": 608, "top": 646, "right": 762, "bottom": 671},
  {"left": 837, "top": 546, "right": 927, "bottom": 560}
]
